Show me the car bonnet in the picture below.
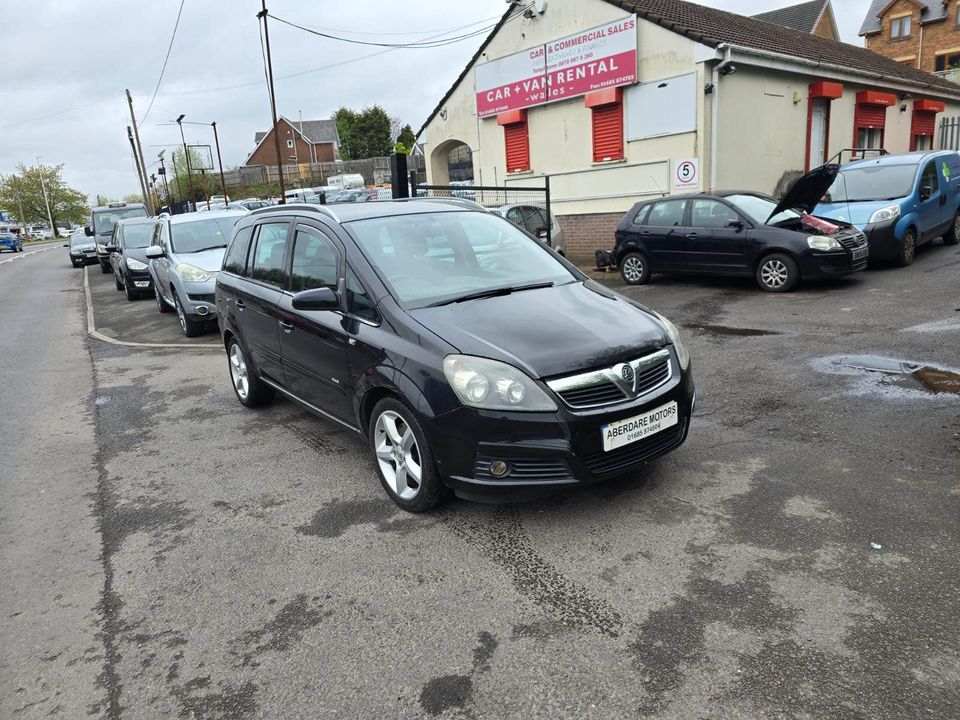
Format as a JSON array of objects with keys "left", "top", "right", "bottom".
[{"left": 767, "top": 164, "right": 840, "bottom": 222}]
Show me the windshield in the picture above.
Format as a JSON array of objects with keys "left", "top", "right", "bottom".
[
  {"left": 169, "top": 217, "right": 238, "bottom": 253},
  {"left": 93, "top": 207, "right": 147, "bottom": 235},
  {"left": 827, "top": 165, "right": 917, "bottom": 202},
  {"left": 346, "top": 211, "right": 574, "bottom": 309},
  {"left": 70, "top": 232, "right": 90, "bottom": 246},
  {"left": 726, "top": 194, "right": 800, "bottom": 225},
  {"left": 122, "top": 223, "right": 155, "bottom": 249}
]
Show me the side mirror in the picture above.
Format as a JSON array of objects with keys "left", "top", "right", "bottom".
[
  {"left": 105, "top": 244, "right": 118, "bottom": 253},
  {"left": 62, "top": 242, "right": 69, "bottom": 247},
  {"left": 727, "top": 219, "right": 744, "bottom": 231},
  {"left": 292, "top": 286, "right": 339, "bottom": 312},
  {"left": 144, "top": 245, "right": 164, "bottom": 259},
  {"left": 84, "top": 226, "right": 93, "bottom": 237}
]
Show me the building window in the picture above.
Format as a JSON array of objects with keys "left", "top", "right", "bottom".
[
  {"left": 591, "top": 102, "right": 624, "bottom": 162},
  {"left": 890, "top": 15, "right": 911, "bottom": 38},
  {"left": 286, "top": 139, "right": 294, "bottom": 149},
  {"left": 935, "top": 53, "right": 960, "bottom": 72},
  {"left": 914, "top": 135, "right": 933, "bottom": 151},
  {"left": 853, "top": 101, "right": 889, "bottom": 155},
  {"left": 504, "top": 122, "right": 530, "bottom": 173}
]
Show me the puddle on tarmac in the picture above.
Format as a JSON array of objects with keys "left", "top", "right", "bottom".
[
  {"left": 814, "top": 355, "right": 960, "bottom": 399},
  {"left": 686, "top": 324, "right": 780, "bottom": 338}
]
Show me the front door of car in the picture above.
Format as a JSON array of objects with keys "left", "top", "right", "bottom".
[
  {"left": 641, "top": 199, "right": 689, "bottom": 270},
  {"left": 917, "top": 160, "right": 944, "bottom": 239},
  {"left": 109, "top": 226, "right": 123, "bottom": 276},
  {"left": 151, "top": 222, "right": 173, "bottom": 300},
  {"left": 237, "top": 221, "right": 290, "bottom": 384},
  {"left": 684, "top": 198, "right": 751, "bottom": 273},
  {"left": 277, "top": 224, "right": 353, "bottom": 423}
]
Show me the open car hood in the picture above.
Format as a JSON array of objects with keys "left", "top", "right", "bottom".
[{"left": 767, "top": 164, "right": 840, "bottom": 223}]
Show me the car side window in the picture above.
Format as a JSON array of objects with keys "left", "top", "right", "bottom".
[
  {"left": 114, "top": 227, "right": 123, "bottom": 250},
  {"left": 506, "top": 208, "right": 524, "bottom": 227},
  {"left": 223, "top": 226, "right": 253, "bottom": 275},
  {"left": 647, "top": 200, "right": 688, "bottom": 227},
  {"left": 290, "top": 226, "right": 339, "bottom": 293},
  {"left": 158, "top": 223, "right": 169, "bottom": 251},
  {"left": 250, "top": 223, "right": 290, "bottom": 288},
  {"left": 690, "top": 200, "right": 740, "bottom": 229},
  {"left": 525, "top": 208, "right": 547, "bottom": 234},
  {"left": 346, "top": 266, "right": 378, "bottom": 323},
  {"left": 632, "top": 204, "right": 652, "bottom": 226},
  {"left": 920, "top": 162, "right": 938, "bottom": 200}
]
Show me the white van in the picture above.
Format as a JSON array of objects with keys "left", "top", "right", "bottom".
[
  {"left": 327, "top": 174, "right": 365, "bottom": 190},
  {"left": 284, "top": 188, "right": 319, "bottom": 203}
]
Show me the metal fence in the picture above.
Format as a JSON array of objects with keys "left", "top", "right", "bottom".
[
  {"left": 411, "top": 178, "right": 553, "bottom": 246},
  {"left": 224, "top": 155, "right": 426, "bottom": 191},
  {"left": 939, "top": 116, "right": 960, "bottom": 151}
]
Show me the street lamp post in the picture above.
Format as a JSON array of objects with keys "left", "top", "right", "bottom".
[{"left": 175, "top": 115, "right": 196, "bottom": 210}]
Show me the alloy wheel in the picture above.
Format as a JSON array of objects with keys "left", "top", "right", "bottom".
[
  {"left": 229, "top": 344, "right": 249, "bottom": 401},
  {"left": 903, "top": 233, "right": 915, "bottom": 264},
  {"left": 373, "top": 410, "right": 422, "bottom": 500},
  {"left": 622, "top": 256, "right": 644, "bottom": 283},
  {"left": 760, "top": 259, "right": 788, "bottom": 289},
  {"left": 175, "top": 296, "right": 187, "bottom": 334}
]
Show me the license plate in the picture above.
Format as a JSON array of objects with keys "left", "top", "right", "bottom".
[
  {"left": 601, "top": 401, "right": 679, "bottom": 452},
  {"left": 134, "top": 281, "right": 150, "bottom": 288},
  {"left": 852, "top": 246, "right": 868, "bottom": 261}
]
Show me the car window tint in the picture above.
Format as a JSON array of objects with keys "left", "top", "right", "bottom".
[
  {"left": 346, "top": 266, "right": 378, "bottom": 323},
  {"left": 691, "top": 200, "right": 740, "bottom": 229},
  {"left": 647, "top": 200, "right": 687, "bottom": 227},
  {"left": 920, "top": 162, "right": 938, "bottom": 196},
  {"left": 632, "top": 204, "right": 652, "bottom": 225},
  {"left": 525, "top": 208, "right": 547, "bottom": 234},
  {"left": 290, "top": 227, "right": 339, "bottom": 292},
  {"left": 250, "top": 223, "right": 289, "bottom": 288},
  {"left": 506, "top": 208, "right": 523, "bottom": 226},
  {"left": 223, "top": 226, "right": 253, "bottom": 275}
]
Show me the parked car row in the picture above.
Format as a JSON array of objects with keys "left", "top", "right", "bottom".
[{"left": 610, "top": 151, "right": 959, "bottom": 292}]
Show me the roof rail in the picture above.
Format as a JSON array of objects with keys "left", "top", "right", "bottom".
[
  {"left": 249, "top": 202, "right": 340, "bottom": 223},
  {"left": 387, "top": 196, "right": 487, "bottom": 211}
]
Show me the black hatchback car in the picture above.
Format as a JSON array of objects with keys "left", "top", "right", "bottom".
[
  {"left": 216, "top": 200, "right": 694, "bottom": 511},
  {"left": 108, "top": 216, "right": 157, "bottom": 300},
  {"left": 614, "top": 165, "right": 868, "bottom": 292}
]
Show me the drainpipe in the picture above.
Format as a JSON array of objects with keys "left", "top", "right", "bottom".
[
  {"left": 918, "top": 22, "right": 923, "bottom": 71},
  {"left": 710, "top": 46, "right": 733, "bottom": 192}
]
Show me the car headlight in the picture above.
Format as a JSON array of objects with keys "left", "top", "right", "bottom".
[
  {"left": 96, "top": 243, "right": 106, "bottom": 252},
  {"left": 868, "top": 204, "right": 900, "bottom": 224},
  {"left": 125, "top": 257, "right": 148, "bottom": 270},
  {"left": 442, "top": 355, "right": 557, "bottom": 411},
  {"left": 176, "top": 264, "right": 212, "bottom": 282},
  {"left": 807, "top": 236, "right": 842, "bottom": 251},
  {"left": 652, "top": 311, "right": 690, "bottom": 370}
]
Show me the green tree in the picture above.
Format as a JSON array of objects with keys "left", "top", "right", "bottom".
[
  {"left": 122, "top": 192, "right": 145, "bottom": 204},
  {"left": 333, "top": 105, "right": 394, "bottom": 159},
  {"left": 396, "top": 124, "right": 416, "bottom": 155},
  {"left": 167, "top": 148, "right": 218, "bottom": 203},
  {"left": 0, "top": 163, "right": 88, "bottom": 231}
]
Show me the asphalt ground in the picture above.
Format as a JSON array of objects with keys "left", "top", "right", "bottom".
[{"left": 2, "top": 238, "right": 959, "bottom": 719}]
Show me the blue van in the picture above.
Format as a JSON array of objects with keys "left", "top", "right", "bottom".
[{"left": 815, "top": 151, "right": 960, "bottom": 266}]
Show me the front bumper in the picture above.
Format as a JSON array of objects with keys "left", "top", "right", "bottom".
[
  {"left": 178, "top": 278, "right": 218, "bottom": 319},
  {"left": 424, "top": 359, "right": 695, "bottom": 501},
  {"left": 798, "top": 249, "right": 868, "bottom": 277},
  {"left": 859, "top": 219, "right": 901, "bottom": 262},
  {"left": 70, "top": 250, "right": 98, "bottom": 264},
  {"left": 124, "top": 268, "right": 153, "bottom": 291}
]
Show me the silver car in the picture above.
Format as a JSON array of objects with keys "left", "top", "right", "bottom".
[
  {"left": 145, "top": 209, "right": 248, "bottom": 337},
  {"left": 493, "top": 202, "right": 566, "bottom": 255}
]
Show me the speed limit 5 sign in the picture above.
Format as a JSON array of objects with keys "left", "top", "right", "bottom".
[{"left": 673, "top": 158, "right": 699, "bottom": 190}]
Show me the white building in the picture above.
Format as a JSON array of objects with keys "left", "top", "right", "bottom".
[{"left": 418, "top": 0, "right": 960, "bottom": 260}]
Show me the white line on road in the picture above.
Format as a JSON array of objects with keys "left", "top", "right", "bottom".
[
  {"left": 82, "top": 266, "right": 221, "bottom": 350},
  {"left": 0, "top": 245, "right": 57, "bottom": 265}
]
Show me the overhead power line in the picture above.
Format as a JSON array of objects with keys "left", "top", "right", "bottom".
[
  {"left": 139, "top": 0, "right": 187, "bottom": 127},
  {"left": 269, "top": 14, "right": 500, "bottom": 48}
]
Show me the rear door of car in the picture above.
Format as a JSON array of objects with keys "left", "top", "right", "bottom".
[
  {"left": 235, "top": 220, "right": 291, "bottom": 384},
  {"left": 684, "top": 198, "right": 751, "bottom": 273},
  {"left": 639, "top": 199, "right": 690, "bottom": 270},
  {"left": 276, "top": 221, "right": 354, "bottom": 424}
]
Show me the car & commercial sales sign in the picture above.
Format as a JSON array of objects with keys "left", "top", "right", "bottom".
[{"left": 475, "top": 15, "right": 637, "bottom": 118}]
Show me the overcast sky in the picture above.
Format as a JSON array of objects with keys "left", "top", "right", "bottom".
[{"left": 0, "top": 0, "right": 872, "bottom": 202}]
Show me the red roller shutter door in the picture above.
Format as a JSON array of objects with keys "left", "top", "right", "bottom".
[
  {"left": 591, "top": 103, "right": 624, "bottom": 162},
  {"left": 504, "top": 122, "right": 530, "bottom": 173},
  {"left": 854, "top": 104, "right": 887, "bottom": 130}
]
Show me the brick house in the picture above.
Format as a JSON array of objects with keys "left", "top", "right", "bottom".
[
  {"left": 860, "top": 0, "right": 960, "bottom": 74},
  {"left": 245, "top": 117, "right": 340, "bottom": 167},
  {"left": 752, "top": 0, "right": 839, "bottom": 41}
]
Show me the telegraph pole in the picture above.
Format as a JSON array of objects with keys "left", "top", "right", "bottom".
[
  {"left": 257, "top": 1, "right": 286, "bottom": 203},
  {"left": 127, "top": 126, "right": 150, "bottom": 209},
  {"left": 211, "top": 122, "right": 229, "bottom": 207},
  {"left": 170, "top": 153, "right": 183, "bottom": 204},
  {"left": 126, "top": 89, "right": 154, "bottom": 214},
  {"left": 175, "top": 114, "right": 196, "bottom": 210},
  {"left": 36, "top": 156, "right": 55, "bottom": 236}
]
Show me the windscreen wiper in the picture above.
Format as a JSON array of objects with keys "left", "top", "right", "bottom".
[
  {"left": 427, "top": 281, "right": 555, "bottom": 308},
  {"left": 191, "top": 245, "right": 227, "bottom": 253}
]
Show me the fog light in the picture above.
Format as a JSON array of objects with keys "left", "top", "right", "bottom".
[
  {"left": 196, "top": 305, "right": 210, "bottom": 316},
  {"left": 489, "top": 460, "right": 509, "bottom": 477}
]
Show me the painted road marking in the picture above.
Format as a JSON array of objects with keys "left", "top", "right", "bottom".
[{"left": 0, "top": 245, "right": 58, "bottom": 265}]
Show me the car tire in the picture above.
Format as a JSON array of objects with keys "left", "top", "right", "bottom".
[
  {"left": 114, "top": 273, "right": 124, "bottom": 291},
  {"left": 154, "top": 284, "right": 172, "bottom": 313},
  {"left": 944, "top": 213, "right": 960, "bottom": 246},
  {"left": 173, "top": 291, "right": 203, "bottom": 337},
  {"left": 756, "top": 253, "right": 800, "bottom": 293},
  {"left": 620, "top": 251, "right": 651, "bottom": 285},
  {"left": 99, "top": 261, "right": 111, "bottom": 274},
  {"left": 895, "top": 228, "right": 917, "bottom": 267},
  {"left": 125, "top": 283, "right": 138, "bottom": 301},
  {"left": 227, "top": 338, "right": 273, "bottom": 408},
  {"left": 369, "top": 397, "right": 445, "bottom": 513},
  {"left": 71, "top": 260, "right": 80, "bottom": 268}
]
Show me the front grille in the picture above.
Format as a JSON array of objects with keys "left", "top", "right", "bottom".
[
  {"left": 837, "top": 232, "right": 867, "bottom": 250},
  {"left": 548, "top": 349, "right": 672, "bottom": 409},
  {"left": 188, "top": 293, "right": 216, "bottom": 303},
  {"left": 474, "top": 456, "right": 573, "bottom": 482},
  {"left": 582, "top": 421, "right": 687, "bottom": 476}
]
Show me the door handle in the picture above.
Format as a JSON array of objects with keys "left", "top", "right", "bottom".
[
  {"left": 279, "top": 320, "right": 294, "bottom": 333},
  {"left": 639, "top": 230, "right": 651, "bottom": 236},
  {"left": 235, "top": 298, "right": 245, "bottom": 310},
  {"left": 686, "top": 232, "right": 699, "bottom": 239}
]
